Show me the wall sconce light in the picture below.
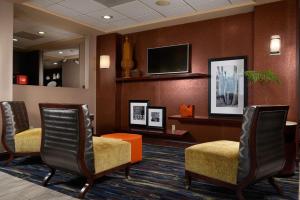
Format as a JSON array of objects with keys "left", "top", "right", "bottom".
[
  {"left": 100, "top": 55, "right": 110, "bottom": 69},
  {"left": 270, "top": 35, "right": 281, "bottom": 55}
]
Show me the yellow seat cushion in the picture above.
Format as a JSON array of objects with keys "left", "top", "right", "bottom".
[
  {"left": 185, "top": 140, "right": 239, "bottom": 184},
  {"left": 14, "top": 128, "right": 42, "bottom": 153},
  {"left": 93, "top": 137, "right": 131, "bottom": 174}
]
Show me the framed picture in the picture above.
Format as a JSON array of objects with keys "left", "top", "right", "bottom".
[
  {"left": 129, "top": 100, "right": 149, "bottom": 127},
  {"left": 208, "top": 56, "right": 248, "bottom": 117},
  {"left": 147, "top": 106, "right": 166, "bottom": 130}
]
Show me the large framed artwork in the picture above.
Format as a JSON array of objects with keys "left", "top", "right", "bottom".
[
  {"left": 129, "top": 100, "right": 149, "bottom": 127},
  {"left": 208, "top": 56, "right": 247, "bottom": 117},
  {"left": 147, "top": 106, "right": 166, "bottom": 130}
]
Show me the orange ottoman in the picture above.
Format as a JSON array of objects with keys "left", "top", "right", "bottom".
[{"left": 101, "top": 133, "right": 142, "bottom": 163}]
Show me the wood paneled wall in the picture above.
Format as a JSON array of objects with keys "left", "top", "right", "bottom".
[{"left": 96, "top": 0, "right": 299, "bottom": 142}]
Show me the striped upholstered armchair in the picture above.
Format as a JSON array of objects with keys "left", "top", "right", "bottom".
[
  {"left": 185, "top": 105, "right": 289, "bottom": 200},
  {"left": 1, "top": 101, "right": 41, "bottom": 164},
  {"left": 39, "top": 103, "right": 131, "bottom": 198}
]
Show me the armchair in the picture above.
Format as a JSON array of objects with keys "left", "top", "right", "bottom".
[
  {"left": 185, "top": 105, "right": 289, "bottom": 200},
  {"left": 1, "top": 101, "right": 41, "bottom": 164},
  {"left": 39, "top": 103, "right": 131, "bottom": 198}
]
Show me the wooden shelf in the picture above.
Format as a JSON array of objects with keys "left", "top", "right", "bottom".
[
  {"left": 116, "top": 73, "right": 209, "bottom": 83},
  {"left": 169, "top": 115, "right": 243, "bottom": 127}
]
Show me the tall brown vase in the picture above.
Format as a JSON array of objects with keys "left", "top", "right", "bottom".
[{"left": 121, "top": 37, "right": 134, "bottom": 78}]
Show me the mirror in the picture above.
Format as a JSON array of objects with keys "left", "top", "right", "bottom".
[
  {"left": 13, "top": 7, "right": 88, "bottom": 89},
  {"left": 43, "top": 47, "right": 84, "bottom": 88}
]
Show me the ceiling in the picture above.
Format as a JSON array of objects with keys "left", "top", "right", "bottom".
[
  {"left": 22, "top": 0, "right": 281, "bottom": 34},
  {"left": 13, "top": 16, "right": 82, "bottom": 49},
  {"left": 44, "top": 48, "right": 79, "bottom": 59},
  {"left": 43, "top": 48, "right": 79, "bottom": 69}
]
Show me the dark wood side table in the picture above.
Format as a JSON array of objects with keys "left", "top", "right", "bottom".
[
  {"left": 126, "top": 128, "right": 189, "bottom": 139},
  {"left": 277, "top": 121, "right": 298, "bottom": 177}
]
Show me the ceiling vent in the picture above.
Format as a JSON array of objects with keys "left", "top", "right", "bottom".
[
  {"left": 93, "top": 0, "right": 135, "bottom": 7},
  {"left": 14, "top": 31, "right": 43, "bottom": 40}
]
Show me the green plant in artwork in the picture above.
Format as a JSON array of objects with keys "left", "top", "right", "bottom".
[{"left": 245, "top": 70, "right": 280, "bottom": 84}]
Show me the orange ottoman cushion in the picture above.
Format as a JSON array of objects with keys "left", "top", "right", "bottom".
[{"left": 102, "top": 133, "right": 142, "bottom": 163}]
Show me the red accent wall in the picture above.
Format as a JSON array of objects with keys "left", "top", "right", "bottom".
[
  {"left": 96, "top": 33, "right": 121, "bottom": 132},
  {"left": 96, "top": 0, "right": 298, "bottom": 142},
  {"left": 253, "top": 0, "right": 298, "bottom": 121},
  {"left": 117, "top": 13, "right": 253, "bottom": 142}
]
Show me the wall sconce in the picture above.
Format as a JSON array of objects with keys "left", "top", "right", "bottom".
[
  {"left": 270, "top": 35, "right": 281, "bottom": 55},
  {"left": 100, "top": 55, "right": 110, "bottom": 69}
]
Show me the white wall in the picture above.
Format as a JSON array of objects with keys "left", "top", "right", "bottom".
[
  {"left": 0, "top": 1, "right": 14, "bottom": 152},
  {"left": 62, "top": 60, "right": 80, "bottom": 88},
  {"left": 0, "top": 1, "right": 13, "bottom": 101},
  {"left": 13, "top": 35, "right": 97, "bottom": 128}
]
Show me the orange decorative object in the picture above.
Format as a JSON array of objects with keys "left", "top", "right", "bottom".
[
  {"left": 121, "top": 37, "right": 134, "bottom": 78},
  {"left": 16, "top": 75, "right": 28, "bottom": 85},
  {"left": 102, "top": 133, "right": 142, "bottom": 163},
  {"left": 179, "top": 104, "right": 195, "bottom": 117}
]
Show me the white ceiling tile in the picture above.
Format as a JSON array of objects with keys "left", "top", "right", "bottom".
[
  {"left": 58, "top": 0, "right": 107, "bottom": 14},
  {"left": 134, "top": 13, "right": 163, "bottom": 23},
  {"left": 23, "top": 0, "right": 257, "bottom": 33},
  {"left": 185, "top": 0, "right": 230, "bottom": 11},
  {"left": 46, "top": 4, "right": 80, "bottom": 17},
  {"left": 110, "top": 18, "right": 137, "bottom": 28},
  {"left": 26, "top": 0, "right": 56, "bottom": 7},
  {"left": 72, "top": 14, "right": 100, "bottom": 25},
  {"left": 112, "top": 0, "right": 162, "bottom": 19},
  {"left": 86, "top": 8, "right": 127, "bottom": 22},
  {"left": 94, "top": 23, "right": 116, "bottom": 31},
  {"left": 139, "top": 0, "right": 195, "bottom": 17}
]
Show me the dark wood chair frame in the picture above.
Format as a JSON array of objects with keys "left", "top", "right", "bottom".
[
  {"left": 1, "top": 101, "right": 40, "bottom": 165},
  {"left": 185, "top": 106, "right": 288, "bottom": 200},
  {"left": 39, "top": 103, "right": 131, "bottom": 199}
]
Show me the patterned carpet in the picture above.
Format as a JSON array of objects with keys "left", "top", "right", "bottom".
[{"left": 0, "top": 143, "right": 298, "bottom": 200}]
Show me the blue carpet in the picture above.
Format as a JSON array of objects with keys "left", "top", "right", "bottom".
[{"left": 0, "top": 143, "right": 298, "bottom": 200}]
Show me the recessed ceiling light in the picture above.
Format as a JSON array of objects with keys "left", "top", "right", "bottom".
[
  {"left": 155, "top": 0, "right": 170, "bottom": 6},
  {"left": 13, "top": 38, "right": 18, "bottom": 42},
  {"left": 38, "top": 31, "right": 45, "bottom": 35},
  {"left": 58, "top": 51, "right": 63, "bottom": 54},
  {"left": 103, "top": 15, "right": 112, "bottom": 19},
  {"left": 53, "top": 62, "right": 58, "bottom": 65}
]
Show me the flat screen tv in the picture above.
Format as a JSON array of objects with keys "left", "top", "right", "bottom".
[{"left": 147, "top": 44, "right": 190, "bottom": 75}]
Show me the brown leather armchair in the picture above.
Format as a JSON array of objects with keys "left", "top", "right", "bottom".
[
  {"left": 1, "top": 101, "right": 41, "bottom": 164},
  {"left": 185, "top": 105, "right": 289, "bottom": 200},
  {"left": 39, "top": 103, "right": 131, "bottom": 199}
]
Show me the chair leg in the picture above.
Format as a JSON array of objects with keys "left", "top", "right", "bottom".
[
  {"left": 236, "top": 187, "right": 246, "bottom": 200},
  {"left": 79, "top": 178, "right": 94, "bottom": 199},
  {"left": 4, "top": 154, "right": 14, "bottom": 166},
  {"left": 185, "top": 171, "right": 191, "bottom": 190},
  {"left": 125, "top": 165, "right": 130, "bottom": 179},
  {"left": 268, "top": 177, "right": 283, "bottom": 195},
  {"left": 43, "top": 168, "right": 56, "bottom": 186}
]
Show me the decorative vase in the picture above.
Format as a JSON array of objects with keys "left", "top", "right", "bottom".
[{"left": 121, "top": 36, "right": 134, "bottom": 78}]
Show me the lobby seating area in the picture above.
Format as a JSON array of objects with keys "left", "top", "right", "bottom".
[
  {"left": 39, "top": 104, "right": 131, "bottom": 198},
  {"left": 0, "top": 0, "right": 299, "bottom": 199},
  {"left": 185, "top": 106, "right": 289, "bottom": 199},
  {"left": 0, "top": 101, "right": 298, "bottom": 199}
]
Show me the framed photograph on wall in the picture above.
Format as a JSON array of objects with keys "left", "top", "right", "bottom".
[
  {"left": 129, "top": 100, "right": 149, "bottom": 127},
  {"left": 147, "top": 106, "right": 166, "bottom": 130},
  {"left": 208, "top": 56, "right": 248, "bottom": 117}
]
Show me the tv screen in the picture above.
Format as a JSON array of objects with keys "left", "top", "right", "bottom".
[{"left": 147, "top": 44, "right": 190, "bottom": 74}]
